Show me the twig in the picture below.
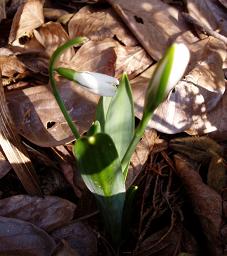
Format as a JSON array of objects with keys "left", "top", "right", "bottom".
[{"left": 182, "top": 12, "right": 227, "bottom": 45}]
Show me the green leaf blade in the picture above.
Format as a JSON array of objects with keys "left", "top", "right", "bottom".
[
  {"left": 73, "top": 133, "right": 126, "bottom": 243},
  {"left": 96, "top": 96, "right": 112, "bottom": 132},
  {"left": 105, "top": 74, "right": 135, "bottom": 161}
]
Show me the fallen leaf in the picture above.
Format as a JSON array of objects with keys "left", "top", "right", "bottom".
[
  {"left": 0, "top": 48, "right": 14, "bottom": 56},
  {"left": 17, "top": 51, "right": 49, "bottom": 78},
  {"left": 0, "top": 55, "right": 26, "bottom": 78},
  {"left": 6, "top": 0, "right": 26, "bottom": 17},
  {"left": 0, "top": 150, "right": 11, "bottom": 179},
  {"left": 114, "top": 44, "right": 153, "bottom": 78},
  {"left": 187, "top": 0, "right": 227, "bottom": 37},
  {"left": 9, "top": 0, "right": 44, "bottom": 46},
  {"left": 0, "top": 73, "right": 42, "bottom": 196},
  {"left": 187, "top": 0, "right": 218, "bottom": 32},
  {"left": 0, "top": 216, "right": 56, "bottom": 256},
  {"left": 51, "top": 222, "right": 97, "bottom": 256},
  {"left": 170, "top": 136, "right": 226, "bottom": 193},
  {"left": 68, "top": 6, "right": 137, "bottom": 46},
  {"left": 43, "top": 8, "right": 69, "bottom": 21},
  {"left": 66, "top": 38, "right": 151, "bottom": 79},
  {"left": 107, "top": 0, "right": 196, "bottom": 60},
  {"left": 34, "top": 22, "right": 75, "bottom": 62},
  {"left": 52, "top": 240, "right": 80, "bottom": 256},
  {"left": 0, "top": 0, "right": 6, "bottom": 22},
  {"left": 135, "top": 222, "right": 182, "bottom": 256},
  {"left": 6, "top": 79, "right": 99, "bottom": 147},
  {"left": 66, "top": 39, "right": 117, "bottom": 76},
  {"left": 174, "top": 154, "right": 223, "bottom": 255},
  {"left": 218, "top": 0, "right": 227, "bottom": 8},
  {"left": 0, "top": 195, "right": 76, "bottom": 232}
]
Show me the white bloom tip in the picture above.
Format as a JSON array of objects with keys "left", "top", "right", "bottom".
[{"left": 75, "top": 71, "right": 119, "bottom": 97}]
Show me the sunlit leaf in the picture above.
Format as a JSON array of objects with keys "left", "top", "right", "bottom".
[
  {"left": 105, "top": 74, "right": 135, "bottom": 161},
  {"left": 96, "top": 96, "right": 112, "bottom": 132},
  {"left": 73, "top": 133, "right": 125, "bottom": 243}
]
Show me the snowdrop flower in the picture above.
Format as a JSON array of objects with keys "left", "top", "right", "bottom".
[
  {"left": 144, "top": 43, "right": 190, "bottom": 113},
  {"left": 56, "top": 67, "right": 119, "bottom": 97}
]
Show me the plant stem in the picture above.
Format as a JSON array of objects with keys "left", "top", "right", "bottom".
[
  {"left": 122, "top": 112, "right": 152, "bottom": 178},
  {"left": 49, "top": 37, "right": 86, "bottom": 139}
]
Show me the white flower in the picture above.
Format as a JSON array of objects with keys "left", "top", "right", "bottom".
[
  {"left": 56, "top": 68, "right": 119, "bottom": 97},
  {"left": 144, "top": 43, "right": 190, "bottom": 112}
]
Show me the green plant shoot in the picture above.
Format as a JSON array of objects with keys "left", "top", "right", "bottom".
[{"left": 49, "top": 37, "right": 190, "bottom": 246}]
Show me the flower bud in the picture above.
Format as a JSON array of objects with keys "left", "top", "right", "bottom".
[
  {"left": 56, "top": 67, "right": 119, "bottom": 97},
  {"left": 144, "top": 43, "right": 190, "bottom": 113}
]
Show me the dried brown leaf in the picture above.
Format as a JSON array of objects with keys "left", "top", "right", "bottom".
[
  {"left": 170, "top": 136, "right": 226, "bottom": 192},
  {"left": 53, "top": 240, "right": 80, "bottom": 256},
  {"left": 0, "top": 150, "right": 11, "bottom": 179},
  {"left": 114, "top": 44, "right": 153, "bottom": 78},
  {"left": 218, "top": 0, "right": 227, "bottom": 8},
  {"left": 34, "top": 22, "right": 75, "bottom": 63},
  {"left": 107, "top": 0, "right": 196, "bottom": 60},
  {"left": 0, "top": 0, "right": 6, "bottom": 22},
  {"left": 174, "top": 154, "right": 223, "bottom": 255},
  {"left": 0, "top": 73, "right": 42, "bottom": 195},
  {"left": 6, "top": 79, "right": 99, "bottom": 147},
  {"left": 43, "top": 8, "right": 69, "bottom": 21},
  {"left": 0, "top": 55, "right": 26, "bottom": 78},
  {"left": 51, "top": 222, "right": 97, "bottom": 256},
  {"left": 135, "top": 222, "right": 182, "bottom": 256},
  {"left": 0, "top": 216, "right": 56, "bottom": 256},
  {"left": 67, "top": 39, "right": 117, "bottom": 76},
  {"left": 6, "top": 0, "right": 26, "bottom": 16},
  {"left": 68, "top": 6, "right": 137, "bottom": 46},
  {"left": 66, "top": 38, "right": 151, "bottom": 79},
  {"left": 9, "top": 0, "right": 44, "bottom": 46},
  {"left": 187, "top": 0, "right": 227, "bottom": 37},
  {"left": 0, "top": 195, "right": 76, "bottom": 232},
  {"left": 17, "top": 51, "right": 49, "bottom": 77}
]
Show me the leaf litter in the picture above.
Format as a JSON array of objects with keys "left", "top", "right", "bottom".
[{"left": 0, "top": 0, "right": 227, "bottom": 255}]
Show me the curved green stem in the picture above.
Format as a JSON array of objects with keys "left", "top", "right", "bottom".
[
  {"left": 121, "top": 111, "right": 152, "bottom": 178},
  {"left": 49, "top": 37, "right": 86, "bottom": 139}
]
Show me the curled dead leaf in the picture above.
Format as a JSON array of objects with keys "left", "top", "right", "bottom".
[
  {"left": 68, "top": 6, "right": 137, "bottom": 46},
  {"left": 0, "top": 195, "right": 76, "bottom": 232},
  {"left": 6, "top": 79, "right": 99, "bottom": 147},
  {"left": 0, "top": 54, "right": 26, "bottom": 78},
  {"left": 0, "top": 0, "right": 6, "bottom": 22},
  {"left": 65, "top": 39, "right": 117, "bottom": 76},
  {"left": 107, "top": 0, "right": 196, "bottom": 60},
  {"left": 0, "top": 150, "right": 11, "bottom": 179},
  {"left": 114, "top": 44, "right": 153, "bottom": 78},
  {"left": 0, "top": 216, "right": 56, "bottom": 256},
  {"left": 174, "top": 154, "right": 223, "bottom": 255},
  {"left": 187, "top": 0, "right": 227, "bottom": 37},
  {"left": 9, "top": 0, "right": 44, "bottom": 46},
  {"left": 34, "top": 22, "right": 75, "bottom": 63},
  {"left": 51, "top": 222, "right": 97, "bottom": 256}
]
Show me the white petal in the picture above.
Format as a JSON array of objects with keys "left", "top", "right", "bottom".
[{"left": 74, "top": 71, "right": 118, "bottom": 96}]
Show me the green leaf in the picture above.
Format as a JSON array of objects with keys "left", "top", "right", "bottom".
[
  {"left": 105, "top": 74, "right": 135, "bottom": 161},
  {"left": 96, "top": 96, "right": 112, "bottom": 132},
  {"left": 86, "top": 121, "right": 101, "bottom": 136},
  {"left": 73, "top": 133, "right": 125, "bottom": 244}
]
